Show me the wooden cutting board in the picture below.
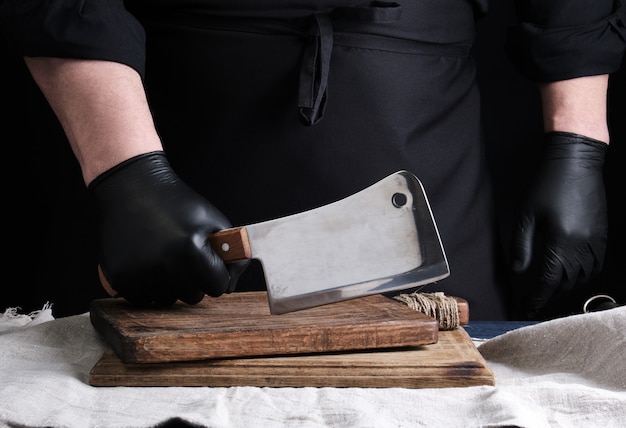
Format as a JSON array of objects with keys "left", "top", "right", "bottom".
[
  {"left": 89, "top": 327, "right": 494, "bottom": 388},
  {"left": 90, "top": 291, "right": 467, "bottom": 363}
]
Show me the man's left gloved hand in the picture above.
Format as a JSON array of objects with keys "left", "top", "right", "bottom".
[{"left": 511, "top": 131, "right": 609, "bottom": 319}]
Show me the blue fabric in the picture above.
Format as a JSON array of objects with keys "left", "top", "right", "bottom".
[{"left": 465, "top": 321, "right": 539, "bottom": 339}]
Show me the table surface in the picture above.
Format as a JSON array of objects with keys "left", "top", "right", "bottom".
[{"left": 464, "top": 320, "right": 539, "bottom": 339}]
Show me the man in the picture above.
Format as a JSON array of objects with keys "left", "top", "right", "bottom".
[{"left": 1, "top": 0, "right": 623, "bottom": 319}]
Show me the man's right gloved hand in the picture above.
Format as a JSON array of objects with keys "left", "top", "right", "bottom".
[{"left": 88, "top": 151, "right": 248, "bottom": 306}]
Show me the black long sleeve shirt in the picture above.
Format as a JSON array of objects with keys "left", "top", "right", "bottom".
[{"left": 1, "top": 0, "right": 624, "bottom": 81}]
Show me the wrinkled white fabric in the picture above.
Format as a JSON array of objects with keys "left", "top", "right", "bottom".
[
  {"left": 0, "top": 304, "right": 54, "bottom": 333},
  {"left": 1, "top": 306, "right": 624, "bottom": 428},
  {"left": 478, "top": 306, "right": 626, "bottom": 391}
]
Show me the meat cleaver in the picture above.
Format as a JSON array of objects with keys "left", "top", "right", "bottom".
[{"left": 210, "top": 170, "right": 449, "bottom": 314}]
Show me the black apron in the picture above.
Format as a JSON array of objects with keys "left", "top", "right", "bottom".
[{"left": 126, "top": 0, "right": 508, "bottom": 320}]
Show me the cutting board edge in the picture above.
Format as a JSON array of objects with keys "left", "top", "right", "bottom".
[
  {"left": 96, "top": 321, "right": 440, "bottom": 364},
  {"left": 88, "top": 328, "right": 495, "bottom": 388}
]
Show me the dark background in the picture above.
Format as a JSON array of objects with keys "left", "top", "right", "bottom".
[{"left": 1, "top": 1, "right": 623, "bottom": 318}]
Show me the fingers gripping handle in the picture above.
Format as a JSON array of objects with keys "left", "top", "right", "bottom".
[
  {"left": 98, "top": 265, "right": 118, "bottom": 297},
  {"left": 98, "top": 227, "right": 252, "bottom": 297}
]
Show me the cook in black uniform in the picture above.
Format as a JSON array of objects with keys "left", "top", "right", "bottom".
[{"left": 1, "top": 0, "right": 623, "bottom": 320}]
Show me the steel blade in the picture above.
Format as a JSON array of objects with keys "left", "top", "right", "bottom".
[{"left": 242, "top": 171, "right": 449, "bottom": 314}]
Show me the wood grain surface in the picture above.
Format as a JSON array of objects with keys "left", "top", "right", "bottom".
[
  {"left": 90, "top": 292, "right": 452, "bottom": 363},
  {"left": 89, "top": 327, "right": 494, "bottom": 388}
]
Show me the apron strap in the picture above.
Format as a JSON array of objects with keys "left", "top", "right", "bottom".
[{"left": 298, "top": 2, "right": 402, "bottom": 125}]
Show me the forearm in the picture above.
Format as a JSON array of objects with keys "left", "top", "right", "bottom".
[
  {"left": 539, "top": 74, "right": 610, "bottom": 144},
  {"left": 24, "top": 57, "right": 162, "bottom": 185}
]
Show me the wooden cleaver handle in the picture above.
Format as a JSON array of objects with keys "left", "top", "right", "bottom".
[{"left": 208, "top": 227, "right": 253, "bottom": 262}]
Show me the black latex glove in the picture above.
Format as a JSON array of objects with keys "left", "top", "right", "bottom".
[
  {"left": 511, "top": 131, "right": 608, "bottom": 319},
  {"left": 88, "top": 151, "right": 249, "bottom": 306}
]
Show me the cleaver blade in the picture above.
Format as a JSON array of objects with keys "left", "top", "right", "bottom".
[{"left": 210, "top": 170, "right": 449, "bottom": 314}]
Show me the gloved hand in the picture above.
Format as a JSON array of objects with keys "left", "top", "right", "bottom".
[
  {"left": 511, "top": 131, "right": 608, "bottom": 319},
  {"left": 88, "top": 151, "right": 248, "bottom": 306}
]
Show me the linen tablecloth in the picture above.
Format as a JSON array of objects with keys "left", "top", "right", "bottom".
[{"left": 1, "top": 304, "right": 624, "bottom": 427}]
